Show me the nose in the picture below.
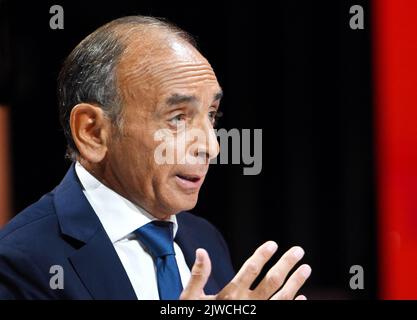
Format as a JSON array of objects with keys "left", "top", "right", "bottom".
[{"left": 190, "top": 120, "right": 219, "bottom": 163}]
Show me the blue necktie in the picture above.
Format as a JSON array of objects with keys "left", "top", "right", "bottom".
[{"left": 135, "top": 221, "right": 183, "bottom": 300}]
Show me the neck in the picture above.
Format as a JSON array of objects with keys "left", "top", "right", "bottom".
[{"left": 77, "top": 158, "right": 174, "bottom": 220}]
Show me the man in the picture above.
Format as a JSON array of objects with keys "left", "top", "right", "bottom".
[{"left": 0, "top": 16, "right": 311, "bottom": 300}]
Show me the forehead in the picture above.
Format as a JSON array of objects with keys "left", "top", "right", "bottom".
[
  {"left": 117, "top": 35, "right": 221, "bottom": 104},
  {"left": 151, "top": 61, "right": 220, "bottom": 99}
]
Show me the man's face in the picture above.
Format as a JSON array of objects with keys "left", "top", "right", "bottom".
[{"left": 105, "top": 36, "right": 221, "bottom": 219}]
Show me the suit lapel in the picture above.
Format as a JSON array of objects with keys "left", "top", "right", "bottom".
[
  {"left": 69, "top": 228, "right": 137, "bottom": 300},
  {"left": 54, "top": 164, "right": 137, "bottom": 300},
  {"left": 175, "top": 216, "right": 221, "bottom": 295}
]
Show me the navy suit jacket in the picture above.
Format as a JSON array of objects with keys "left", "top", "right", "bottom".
[{"left": 0, "top": 165, "right": 235, "bottom": 299}]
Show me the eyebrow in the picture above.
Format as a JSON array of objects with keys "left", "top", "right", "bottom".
[
  {"left": 165, "top": 90, "right": 223, "bottom": 106},
  {"left": 166, "top": 94, "right": 197, "bottom": 106},
  {"left": 213, "top": 90, "right": 223, "bottom": 102}
]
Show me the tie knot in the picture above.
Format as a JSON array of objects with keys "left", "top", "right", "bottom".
[{"left": 135, "top": 221, "right": 175, "bottom": 258}]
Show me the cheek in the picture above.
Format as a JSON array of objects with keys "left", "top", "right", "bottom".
[
  {"left": 109, "top": 131, "right": 153, "bottom": 179},
  {"left": 141, "top": 133, "right": 176, "bottom": 183},
  {"left": 151, "top": 139, "right": 177, "bottom": 180},
  {"left": 153, "top": 129, "right": 187, "bottom": 164},
  {"left": 167, "top": 130, "right": 194, "bottom": 164}
]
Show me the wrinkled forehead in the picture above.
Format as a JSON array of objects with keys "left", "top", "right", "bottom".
[{"left": 116, "top": 32, "right": 219, "bottom": 104}]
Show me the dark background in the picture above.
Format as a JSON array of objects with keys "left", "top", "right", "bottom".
[{"left": 0, "top": 0, "right": 376, "bottom": 299}]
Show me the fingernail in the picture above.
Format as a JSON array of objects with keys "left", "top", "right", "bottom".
[
  {"left": 293, "top": 247, "right": 305, "bottom": 259},
  {"left": 266, "top": 241, "right": 278, "bottom": 253},
  {"left": 301, "top": 265, "right": 312, "bottom": 278},
  {"left": 196, "top": 249, "right": 204, "bottom": 263}
]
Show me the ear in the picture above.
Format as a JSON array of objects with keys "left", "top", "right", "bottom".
[{"left": 70, "top": 103, "right": 110, "bottom": 163}]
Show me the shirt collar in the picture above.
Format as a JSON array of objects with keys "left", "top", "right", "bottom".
[{"left": 74, "top": 162, "right": 178, "bottom": 243}]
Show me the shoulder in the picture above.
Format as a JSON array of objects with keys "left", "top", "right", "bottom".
[
  {"left": 0, "top": 189, "right": 70, "bottom": 271},
  {"left": 0, "top": 192, "right": 58, "bottom": 246},
  {"left": 0, "top": 192, "right": 62, "bottom": 299}
]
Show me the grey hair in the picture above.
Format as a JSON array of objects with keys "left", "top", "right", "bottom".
[{"left": 57, "top": 16, "right": 196, "bottom": 161}]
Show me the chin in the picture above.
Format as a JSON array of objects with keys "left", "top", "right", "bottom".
[{"left": 169, "top": 194, "right": 199, "bottom": 214}]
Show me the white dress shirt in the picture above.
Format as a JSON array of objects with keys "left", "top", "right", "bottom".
[{"left": 74, "top": 162, "right": 191, "bottom": 300}]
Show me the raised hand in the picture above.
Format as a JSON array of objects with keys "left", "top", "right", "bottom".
[{"left": 180, "top": 241, "right": 311, "bottom": 300}]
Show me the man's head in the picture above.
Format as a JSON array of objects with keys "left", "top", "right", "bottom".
[{"left": 58, "top": 16, "right": 222, "bottom": 219}]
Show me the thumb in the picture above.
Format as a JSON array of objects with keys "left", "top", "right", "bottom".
[{"left": 180, "top": 248, "right": 212, "bottom": 300}]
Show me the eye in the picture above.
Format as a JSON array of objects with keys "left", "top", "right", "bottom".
[
  {"left": 209, "top": 110, "right": 223, "bottom": 127},
  {"left": 168, "top": 114, "right": 186, "bottom": 127}
]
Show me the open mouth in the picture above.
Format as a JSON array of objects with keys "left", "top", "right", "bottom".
[
  {"left": 176, "top": 174, "right": 201, "bottom": 183},
  {"left": 175, "top": 172, "right": 205, "bottom": 191}
]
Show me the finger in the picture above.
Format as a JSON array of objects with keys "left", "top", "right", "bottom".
[
  {"left": 230, "top": 241, "right": 278, "bottom": 290},
  {"left": 295, "top": 295, "right": 307, "bottom": 300},
  {"left": 270, "top": 264, "right": 311, "bottom": 300},
  {"left": 180, "top": 248, "right": 211, "bottom": 300},
  {"left": 254, "top": 246, "right": 305, "bottom": 299}
]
